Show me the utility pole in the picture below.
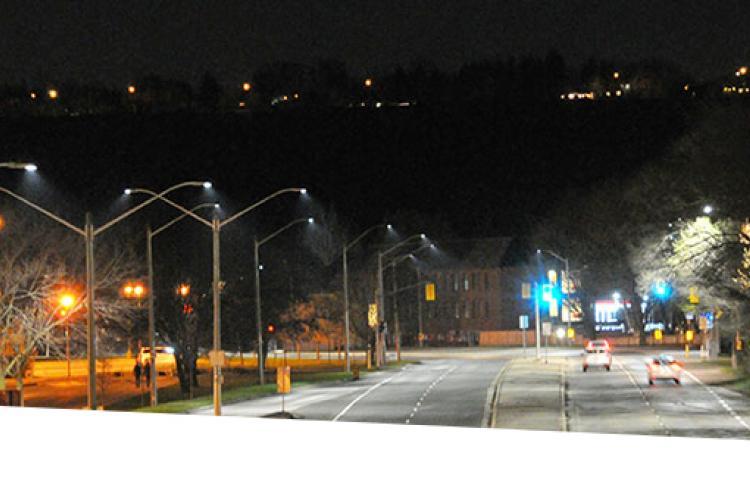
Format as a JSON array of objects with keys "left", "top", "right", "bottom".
[
  {"left": 146, "top": 226, "right": 157, "bottom": 406},
  {"left": 212, "top": 216, "right": 222, "bottom": 416},
  {"left": 254, "top": 237, "right": 264, "bottom": 384},
  {"left": 392, "top": 261, "right": 401, "bottom": 362},
  {"left": 84, "top": 212, "right": 97, "bottom": 410},
  {"left": 416, "top": 268, "right": 424, "bottom": 347}
]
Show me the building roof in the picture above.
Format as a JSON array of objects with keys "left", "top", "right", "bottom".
[{"left": 424, "top": 237, "right": 516, "bottom": 270}]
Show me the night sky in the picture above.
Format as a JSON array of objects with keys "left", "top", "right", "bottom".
[{"left": 1, "top": 0, "right": 748, "bottom": 86}]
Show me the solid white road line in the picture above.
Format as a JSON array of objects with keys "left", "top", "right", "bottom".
[
  {"left": 332, "top": 369, "right": 407, "bottom": 421},
  {"left": 683, "top": 369, "right": 750, "bottom": 432}
]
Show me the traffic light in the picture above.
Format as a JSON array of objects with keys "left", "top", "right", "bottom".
[
  {"left": 542, "top": 284, "right": 553, "bottom": 302},
  {"left": 267, "top": 323, "right": 276, "bottom": 334},
  {"left": 182, "top": 303, "right": 194, "bottom": 315}
]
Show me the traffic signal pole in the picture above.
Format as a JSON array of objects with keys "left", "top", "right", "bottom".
[{"left": 534, "top": 282, "right": 541, "bottom": 359}]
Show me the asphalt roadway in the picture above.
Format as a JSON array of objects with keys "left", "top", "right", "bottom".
[
  {"left": 191, "top": 347, "right": 750, "bottom": 439},
  {"left": 567, "top": 352, "right": 750, "bottom": 439}
]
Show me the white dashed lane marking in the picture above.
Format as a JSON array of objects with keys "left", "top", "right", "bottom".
[
  {"left": 405, "top": 366, "right": 457, "bottom": 424},
  {"left": 614, "top": 359, "right": 671, "bottom": 436},
  {"left": 683, "top": 369, "right": 750, "bottom": 432}
]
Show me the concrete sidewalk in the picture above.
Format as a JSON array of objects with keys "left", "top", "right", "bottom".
[{"left": 490, "top": 358, "right": 567, "bottom": 431}]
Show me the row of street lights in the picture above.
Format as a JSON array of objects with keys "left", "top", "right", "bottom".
[
  {"left": 3, "top": 161, "right": 434, "bottom": 414},
  {"left": 2, "top": 162, "right": 211, "bottom": 409}
]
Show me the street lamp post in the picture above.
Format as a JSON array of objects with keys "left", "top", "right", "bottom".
[
  {"left": 376, "top": 234, "right": 426, "bottom": 367},
  {"left": 128, "top": 187, "right": 306, "bottom": 415},
  {"left": 343, "top": 224, "right": 390, "bottom": 372},
  {"left": 146, "top": 202, "right": 217, "bottom": 406},
  {"left": 0, "top": 162, "right": 38, "bottom": 172},
  {"left": 1, "top": 177, "right": 207, "bottom": 409},
  {"left": 385, "top": 244, "right": 433, "bottom": 361},
  {"left": 254, "top": 217, "right": 313, "bottom": 385}
]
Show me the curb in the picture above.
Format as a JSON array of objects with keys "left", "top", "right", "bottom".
[{"left": 482, "top": 358, "right": 515, "bottom": 428}]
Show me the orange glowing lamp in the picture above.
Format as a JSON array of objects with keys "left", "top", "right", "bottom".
[
  {"left": 122, "top": 281, "right": 147, "bottom": 299},
  {"left": 178, "top": 283, "right": 191, "bottom": 297}
]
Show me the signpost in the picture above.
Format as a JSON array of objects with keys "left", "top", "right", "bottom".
[
  {"left": 543, "top": 321, "right": 552, "bottom": 363},
  {"left": 519, "top": 315, "right": 529, "bottom": 356}
]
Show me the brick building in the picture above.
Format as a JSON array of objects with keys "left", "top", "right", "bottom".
[{"left": 406, "top": 238, "right": 532, "bottom": 346}]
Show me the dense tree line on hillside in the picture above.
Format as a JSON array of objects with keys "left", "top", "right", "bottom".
[{"left": 0, "top": 52, "right": 704, "bottom": 117}]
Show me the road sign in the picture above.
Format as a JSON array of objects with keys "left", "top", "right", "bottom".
[
  {"left": 567, "top": 327, "right": 575, "bottom": 339},
  {"left": 686, "top": 330, "right": 694, "bottom": 342},
  {"left": 519, "top": 315, "right": 529, "bottom": 329},
  {"left": 521, "top": 282, "right": 531, "bottom": 299},
  {"left": 368, "top": 303, "right": 378, "bottom": 327},
  {"left": 276, "top": 366, "right": 291, "bottom": 394},
  {"left": 688, "top": 287, "right": 699, "bottom": 304},
  {"left": 208, "top": 349, "right": 225, "bottom": 367},
  {"left": 654, "top": 329, "right": 663, "bottom": 341},
  {"left": 425, "top": 282, "right": 436, "bottom": 302},
  {"left": 547, "top": 269, "right": 557, "bottom": 285},
  {"left": 549, "top": 299, "right": 559, "bottom": 318},
  {"left": 542, "top": 322, "right": 552, "bottom": 337},
  {"left": 699, "top": 316, "right": 708, "bottom": 331}
]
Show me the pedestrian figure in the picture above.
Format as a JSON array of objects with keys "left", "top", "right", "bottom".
[
  {"left": 143, "top": 361, "right": 151, "bottom": 386},
  {"left": 133, "top": 360, "right": 142, "bottom": 388}
]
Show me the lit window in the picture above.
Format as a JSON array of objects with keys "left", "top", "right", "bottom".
[
  {"left": 453, "top": 274, "right": 459, "bottom": 292},
  {"left": 464, "top": 274, "right": 469, "bottom": 291}
]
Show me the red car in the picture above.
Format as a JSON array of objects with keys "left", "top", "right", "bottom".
[{"left": 645, "top": 354, "right": 684, "bottom": 385}]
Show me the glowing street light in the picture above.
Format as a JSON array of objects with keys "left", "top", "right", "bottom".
[
  {"left": 48, "top": 89, "right": 58, "bottom": 100},
  {"left": 56, "top": 290, "right": 79, "bottom": 378},
  {"left": 703, "top": 204, "right": 713, "bottom": 215},
  {"left": 364, "top": 78, "right": 373, "bottom": 88},
  {"left": 242, "top": 82, "right": 252, "bottom": 92},
  {"left": 122, "top": 281, "right": 147, "bottom": 300},
  {"left": 376, "top": 233, "right": 429, "bottom": 367},
  {"left": 0, "top": 162, "right": 37, "bottom": 172},
  {"left": 254, "top": 217, "right": 315, "bottom": 383},
  {"left": 0, "top": 178, "right": 208, "bottom": 409},
  {"left": 342, "top": 222, "right": 393, "bottom": 372},
  {"left": 126, "top": 185, "right": 307, "bottom": 415},
  {"left": 127, "top": 85, "right": 136, "bottom": 94},
  {"left": 144, "top": 202, "right": 217, "bottom": 406}
]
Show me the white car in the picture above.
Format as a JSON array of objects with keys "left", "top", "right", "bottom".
[
  {"left": 137, "top": 346, "right": 177, "bottom": 376},
  {"left": 582, "top": 340, "right": 612, "bottom": 372}
]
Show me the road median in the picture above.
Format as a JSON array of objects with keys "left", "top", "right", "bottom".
[{"left": 490, "top": 358, "right": 567, "bottom": 432}]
